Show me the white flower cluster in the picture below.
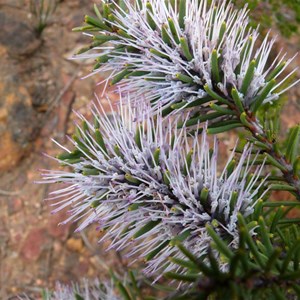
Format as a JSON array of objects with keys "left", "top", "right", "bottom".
[
  {"left": 41, "top": 95, "right": 267, "bottom": 275},
  {"left": 76, "top": 0, "right": 299, "bottom": 114}
]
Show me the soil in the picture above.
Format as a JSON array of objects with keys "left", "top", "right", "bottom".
[{"left": 0, "top": 1, "right": 299, "bottom": 299}]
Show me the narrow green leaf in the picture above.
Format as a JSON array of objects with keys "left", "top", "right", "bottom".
[
  {"left": 293, "top": 156, "right": 300, "bottom": 174},
  {"left": 169, "top": 230, "right": 190, "bottom": 246},
  {"left": 175, "top": 73, "right": 194, "bottom": 83},
  {"left": 211, "top": 49, "right": 221, "bottom": 83},
  {"left": 153, "top": 147, "right": 160, "bottom": 166},
  {"left": 266, "top": 61, "right": 286, "bottom": 82},
  {"left": 179, "top": 0, "right": 186, "bottom": 29},
  {"left": 286, "top": 125, "right": 300, "bottom": 164},
  {"left": 117, "top": 29, "right": 132, "bottom": 39},
  {"left": 164, "top": 272, "right": 197, "bottom": 282},
  {"left": 231, "top": 88, "right": 245, "bottom": 113},
  {"left": 126, "top": 71, "right": 149, "bottom": 78},
  {"left": 227, "top": 159, "right": 236, "bottom": 176},
  {"left": 263, "top": 201, "right": 300, "bottom": 207},
  {"left": 150, "top": 48, "right": 169, "bottom": 59},
  {"left": 241, "top": 60, "right": 256, "bottom": 96},
  {"left": 177, "top": 112, "right": 223, "bottom": 128},
  {"left": 75, "top": 294, "right": 84, "bottom": 300},
  {"left": 93, "top": 34, "right": 119, "bottom": 42},
  {"left": 253, "top": 199, "right": 264, "bottom": 220},
  {"left": 171, "top": 96, "right": 211, "bottom": 110},
  {"left": 176, "top": 243, "right": 213, "bottom": 275},
  {"left": 146, "top": 2, "right": 156, "bottom": 30},
  {"left": 235, "top": 36, "right": 253, "bottom": 74},
  {"left": 135, "top": 126, "right": 142, "bottom": 149},
  {"left": 125, "top": 173, "right": 141, "bottom": 185},
  {"left": 133, "top": 220, "right": 160, "bottom": 239},
  {"left": 183, "top": 149, "right": 193, "bottom": 175},
  {"left": 239, "top": 112, "right": 253, "bottom": 128},
  {"left": 238, "top": 214, "right": 265, "bottom": 267},
  {"left": 270, "top": 206, "right": 285, "bottom": 232},
  {"left": 204, "top": 84, "right": 231, "bottom": 105},
  {"left": 180, "top": 37, "right": 193, "bottom": 61},
  {"left": 84, "top": 15, "right": 111, "bottom": 31},
  {"left": 230, "top": 191, "right": 238, "bottom": 214},
  {"left": 169, "top": 257, "right": 196, "bottom": 269},
  {"left": 163, "top": 170, "right": 171, "bottom": 185},
  {"left": 207, "top": 123, "right": 242, "bottom": 134},
  {"left": 93, "top": 4, "right": 103, "bottom": 21},
  {"left": 117, "top": 282, "right": 132, "bottom": 300},
  {"left": 111, "top": 69, "right": 132, "bottom": 85},
  {"left": 72, "top": 25, "right": 97, "bottom": 32},
  {"left": 251, "top": 79, "right": 276, "bottom": 113},
  {"left": 145, "top": 240, "right": 169, "bottom": 261},
  {"left": 199, "top": 188, "right": 209, "bottom": 207},
  {"left": 218, "top": 22, "right": 226, "bottom": 42},
  {"left": 168, "top": 18, "right": 180, "bottom": 44},
  {"left": 209, "top": 103, "right": 235, "bottom": 115},
  {"left": 95, "top": 129, "right": 108, "bottom": 155},
  {"left": 269, "top": 184, "right": 296, "bottom": 192},
  {"left": 258, "top": 216, "right": 273, "bottom": 254},
  {"left": 161, "top": 24, "right": 172, "bottom": 46},
  {"left": 206, "top": 225, "right": 234, "bottom": 259},
  {"left": 282, "top": 242, "right": 300, "bottom": 272}
]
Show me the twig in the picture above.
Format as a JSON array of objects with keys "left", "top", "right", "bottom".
[
  {"left": 0, "top": 189, "right": 22, "bottom": 196},
  {"left": 38, "top": 68, "right": 79, "bottom": 131},
  {"left": 79, "top": 231, "right": 110, "bottom": 271}
]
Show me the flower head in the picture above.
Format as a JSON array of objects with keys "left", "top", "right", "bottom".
[
  {"left": 46, "top": 279, "right": 119, "bottom": 300},
  {"left": 41, "top": 95, "right": 268, "bottom": 275},
  {"left": 75, "top": 0, "right": 299, "bottom": 118}
]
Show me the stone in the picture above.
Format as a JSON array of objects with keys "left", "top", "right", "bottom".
[
  {"left": 20, "top": 228, "right": 48, "bottom": 261},
  {"left": 66, "top": 237, "right": 84, "bottom": 253},
  {"left": 0, "top": 76, "right": 39, "bottom": 172},
  {"left": 0, "top": 10, "right": 41, "bottom": 58},
  {"left": 47, "top": 212, "right": 72, "bottom": 241}
]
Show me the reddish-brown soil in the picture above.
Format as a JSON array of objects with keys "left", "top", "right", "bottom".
[{"left": 0, "top": 1, "right": 299, "bottom": 299}]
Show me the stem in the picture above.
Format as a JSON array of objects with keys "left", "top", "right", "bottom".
[{"left": 243, "top": 111, "right": 300, "bottom": 200}]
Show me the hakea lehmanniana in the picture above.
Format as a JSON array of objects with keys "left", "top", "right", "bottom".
[
  {"left": 74, "top": 0, "right": 299, "bottom": 123},
  {"left": 20, "top": 279, "right": 120, "bottom": 300},
  {"left": 41, "top": 95, "right": 268, "bottom": 275}
]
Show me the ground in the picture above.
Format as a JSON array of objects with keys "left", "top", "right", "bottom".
[{"left": 0, "top": 0, "right": 299, "bottom": 299}]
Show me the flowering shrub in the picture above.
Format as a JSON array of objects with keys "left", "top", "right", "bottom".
[{"left": 38, "top": 0, "right": 300, "bottom": 299}]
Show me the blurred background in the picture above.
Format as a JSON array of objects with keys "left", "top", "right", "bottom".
[{"left": 0, "top": 0, "right": 299, "bottom": 298}]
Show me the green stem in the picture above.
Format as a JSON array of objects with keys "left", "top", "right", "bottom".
[{"left": 242, "top": 112, "right": 300, "bottom": 200}]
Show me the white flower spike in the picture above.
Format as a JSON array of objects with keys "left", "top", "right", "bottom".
[
  {"left": 41, "top": 95, "right": 268, "bottom": 275},
  {"left": 74, "top": 0, "right": 299, "bottom": 116}
]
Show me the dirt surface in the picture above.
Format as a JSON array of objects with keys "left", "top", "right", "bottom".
[{"left": 0, "top": 1, "right": 299, "bottom": 299}]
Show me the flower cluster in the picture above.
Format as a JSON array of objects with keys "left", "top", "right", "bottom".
[
  {"left": 41, "top": 95, "right": 267, "bottom": 275},
  {"left": 75, "top": 0, "right": 299, "bottom": 118},
  {"left": 44, "top": 279, "right": 119, "bottom": 300}
]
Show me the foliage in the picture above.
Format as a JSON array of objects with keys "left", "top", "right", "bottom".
[
  {"left": 233, "top": 0, "right": 300, "bottom": 37},
  {"left": 36, "top": 1, "right": 300, "bottom": 299},
  {"left": 29, "top": 0, "right": 59, "bottom": 37}
]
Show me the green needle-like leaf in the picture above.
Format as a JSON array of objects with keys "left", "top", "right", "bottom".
[
  {"left": 251, "top": 79, "right": 276, "bottom": 113},
  {"left": 179, "top": 0, "right": 186, "bottom": 29},
  {"left": 133, "top": 220, "right": 160, "bottom": 239},
  {"left": 180, "top": 37, "right": 193, "bottom": 61},
  {"left": 168, "top": 17, "right": 180, "bottom": 44},
  {"left": 211, "top": 49, "right": 221, "bottom": 83},
  {"left": 241, "top": 60, "right": 256, "bottom": 96},
  {"left": 206, "top": 225, "right": 234, "bottom": 259}
]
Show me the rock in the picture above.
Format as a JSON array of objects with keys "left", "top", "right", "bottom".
[
  {"left": 0, "top": 8, "right": 55, "bottom": 173},
  {"left": 66, "top": 237, "right": 84, "bottom": 252},
  {"left": 47, "top": 212, "right": 72, "bottom": 241},
  {"left": 0, "top": 10, "right": 41, "bottom": 58},
  {"left": 0, "top": 74, "right": 39, "bottom": 172},
  {"left": 20, "top": 228, "right": 48, "bottom": 261}
]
